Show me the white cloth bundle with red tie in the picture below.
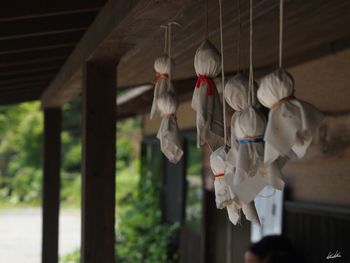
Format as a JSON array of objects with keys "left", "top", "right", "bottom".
[{"left": 192, "top": 40, "right": 224, "bottom": 152}]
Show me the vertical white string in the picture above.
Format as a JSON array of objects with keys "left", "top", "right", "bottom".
[
  {"left": 237, "top": 0, "right": 241, "bottom": 72},
  {"left": 206, "top": 0, "right": 209, "bottom": 39},
  {"left": 168, "top": 23, "right": 172, "bottom": 88},
  {"left": 164, "top": 26, "right": 168, "bottom": 54},
  {"left": 219, "top": 0, "right": 227, "bottom": 145},
  {"left": 160, "top": 25, "right": 168, "bottom": 54},
  {"left": 279, "top": 0, "right": 284, "bottom": 68},
  {"left": 248, "top": 0, "right": 254, "bottom": 106}
]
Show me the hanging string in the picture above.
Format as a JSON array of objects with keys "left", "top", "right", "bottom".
[
  {"left": 160, "top": 25, "right": 168, "bottom": 55},
  {"left": 248, "top": 0, "right": 254, "bottom": 106},
  {"left": 219, "top": 0, "right": 227, "bottom": 145},
  {"left": 168, "top": 22, "right": 172, "bottom": 86},
  {"left": 205, "top": 0, "right": 209, "bottom": 39},
  {"left": 279, "top": 0, "right": 284, "bottom": 68},
  {"left": 237, "top": 0, "right": 241, "bottom": 72}
]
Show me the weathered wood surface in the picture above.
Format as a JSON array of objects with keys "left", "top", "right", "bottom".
[
  {"left": 81, "top": 60, "right": 116, "bottom": 263},
  {"left": 117, "top": 0, "right": 350, "bottom": 87},
  {"left": 42, "top": 108, "right": 62, "bottom": 263},
  {"left": 41, "top": 0, "right": 188, "bottom": 108},
  {"left": 0, "top": 1, "right": 105, "bottom": 105}
]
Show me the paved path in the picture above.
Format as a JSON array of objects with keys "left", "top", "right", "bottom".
[{"left": 0, "top": 208, "right": 80, "bottom": 263}]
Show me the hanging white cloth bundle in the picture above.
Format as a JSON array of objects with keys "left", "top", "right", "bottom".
[
  {"left": 156, "top": 91, "right": 184, "bottom": 164},
  {"left": 210, "top": 146, "right": 260, "bottom": 225},
  {"left": 150, "top": 55, "right": 175, "bottom": 120},
  {"left": 257, "top": 68, "right": 323, "bottom": 164},
  {"left": 192, "top": 40, "right": 224, "bottom": 152},
  {"left": 210, "top": 146, "right": 232, "bottom": 209}
]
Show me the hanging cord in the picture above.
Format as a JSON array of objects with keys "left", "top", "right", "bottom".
[
  {"left": 205, "top": 0, "right": 209, "bottom": 39},
  {"left": 219, "top": 0, "right": 227, "bottom": 145},
  {"left": 237, "top": 0, "right": 241, "bottom": 71},
  {"left": 168, "top": 22, "right": 172, "bottom": 82},
  {"left": 279, "top": 0, "right": 284, "bottom": 68},
  {"left": 248, "top": 0, "right": 254, "bottom": 106},
  {"left": 160, "top": 25, "right": 169, "bottom": 55},
  {"left": 167, "top": 22, "right": 182, "bottom": 85}
]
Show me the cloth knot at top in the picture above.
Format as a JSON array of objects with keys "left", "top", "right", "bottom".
[
  {"left": 154, "top": 55, "right": 175, "bottom": 75},
  {"left": 194, "top": 40, "right": 221, "bottom": 78},
  {"left": 257, "top": 68, "right": 294, "bottom": 108},
  {"left": 195, "top": 75, "right": 215, "bottom": 96},
  {"left": 224, "top": 73, "right": 257, "bottom": 111},
  {"left": 234, "top": 107, "right": 266, "bottom": 139},
  {"left": 158, "top": 92, "right": 179, "bottom": 115}
]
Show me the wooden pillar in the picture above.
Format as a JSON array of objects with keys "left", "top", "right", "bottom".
[
  {"left": 81, "top": 60, "right": 116, "bottom": 263},
  {"left": 42, "top": 108, "right": 62, "bottom": 263}
]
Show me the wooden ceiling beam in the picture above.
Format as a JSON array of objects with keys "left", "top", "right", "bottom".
[
  {"left": 0, "top": 10, "right": 97, "bottom": 41},
  {"left": 0, "top": 30, "right": 84, "bottom": 55},
  {"left": 0, "top": 56, "right": 66, "bottom": 68},
  {"left": 0, "top": 66, "right": 60, "bottom": 77},
  {"left": 0, "top": 43, "right": 76, "bottom": 56},
  {"left": 0, "top": 0, "right": 106, "bottom": 22},
  {"left": 40, "top": 0, "right": 188, "bottom": 108},
  {"left": 0, "top": 80, "right": 50, "bottom": 91},
  {"left": 0, "top": 75, "right": 54, "bottom": 86},
  {"left": 0, "top": 92, "right": 40, "bottom": 105},
  {"left": 0, "top": 47, "right": 71, "bottom": 64}
]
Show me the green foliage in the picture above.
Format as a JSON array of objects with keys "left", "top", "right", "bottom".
[
  {"left": 115, "top": 142, "right": 179, "bottom": 263},
  {"left": 60, "top": 250, "right": 80, "bottom": 263},
  {"left": 0, "top": 98, "right": 84, "bottom": 207},
  {"left": 0, "top": 102, "right": 43, "bottom": 204}
]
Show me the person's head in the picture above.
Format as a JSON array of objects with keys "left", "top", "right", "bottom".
[{"left": 244, "top": 235, "right": 296, "bottom": 263}]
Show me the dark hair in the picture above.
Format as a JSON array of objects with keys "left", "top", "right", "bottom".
[{"left": 247, "top": 235, "right": 297, "bottom": 263}]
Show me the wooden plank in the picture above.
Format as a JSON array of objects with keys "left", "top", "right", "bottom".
[
  {"left": 0, "top": 80, "right": 50, "bottom": 91},
  {"left": 81, "top": 60, "right": 116, "bottom": 263},
  {"left": 0, "top": 11, "right": 97, "bottom": 41},
  {"left": 0, "top": 0, "right": 105, "bottom": 22},
  {"left": 0, "top": 56, "right": 66, "bottom": 69},
  {"left": 0, "top": 30, "right": 84, "bottom": 55},
  {"left": 0, "top": 93, "right": 39, "bottom": 105},
  {"left": 0, "top": 75, "right": 54, "bottom": 86},
  {"left": 0, "top": 66, "right": 60, "bottom": 77},
  {"left": 42, "top": 108, "right": 62, "bottom": 263},
  {"left": 0, "top": 47, "right": 71, "bottom": 65},
  {"left": 0, "top": 43, "right": 76, "bottom": 56},
  {"left": 40, "top": 0, "right": 187, "bottom": 108}
]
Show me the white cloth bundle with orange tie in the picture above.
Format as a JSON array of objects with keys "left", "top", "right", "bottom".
[
  {"left": 150, "top": 55, "right": 175, "bottom": 120},
  {"left": 210, "top": 145, "right": 260, "bottom": 225},
  {"left": 192, "top": 40, "right": 224, "bottom": 152},
  {"left": 257, "top": 68, "right": 323, "bottom": 164},
  {"left": 156, "top": 92, "right": 183, "bottom": 164}
]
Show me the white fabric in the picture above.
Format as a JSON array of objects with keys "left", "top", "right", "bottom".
[
  {"left": 231, "top": 107, "right": 267, "bottom": 203},
  {"left": 210, "top": 146, "right": 261, "bottom": 225},
  {"left": 224, "top": 73, "right": 257, "bottom": 112},
  {"left": 194, "top": 40, "right": 221, "bottom": 77},
  {"left": 192, "top": 40, "right": 224, "bottom": 151},
  {"left": 150, "top": 55, "right": 175, "bottom": 120},
  {"left": 258, "top": 68, "right": 324, "bottom": 164},
  {"left": 210, "top": 146, "right": 232, "bottom": 209},
  {"left": 223, "top": 74, "right": 261, "bottom": 224},
  {"left": 156, "top": 92, "right": 183, "bottom": 163}
]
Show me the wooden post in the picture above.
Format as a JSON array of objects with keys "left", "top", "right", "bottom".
[
  {"left": 81, "top": 60, "right": 116, "bottom": 263},
  {"left": 42, "top": 108, "right": 62, "bottom": 263}
]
